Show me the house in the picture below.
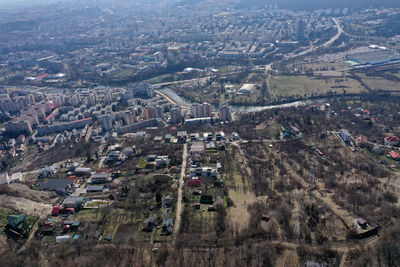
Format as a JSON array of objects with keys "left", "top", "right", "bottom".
[
  {"left": 203, "top": 132, "right": 213, "bottom": 141},
  {"left": 190, "top": 142, "right": 205, "bottom": 155},
  {"left": 356, "top": 136, "right": 367, "bottom": 147},
  {"left": 64, "top": 221, "right": 81, "bottom": 230},
  {"left": 65, "top": 176, "right": 78, "bottom": 185},
  {"left": 162, "top": 218, "right": 174, "bottom": 235},
  {"left": 177, "top": 131, "right": 187, "bottom": 143},
  {"left": 143, "top": 217, "right": 156, "bottom": 232},
  {"left": 74, "top": 167, "right": 92, "bottom": 176},
  {"left": 10, "top": 172, "right": 22, "bottom": 183},
  {"left": 389, "top": 151, "right": 400, "bottom": 161},
  {"left": 153, "top": 136, "right": 163, "bottom": 142},
  {"left": 215, "top": 131, "right": 225, "bottom": 141},
  {"left": 357, "top": 218, "right": 368, "bottom": 229},
  {"left": 51, "top": 206, "right": 62, "bottom": 216},
  {"left": 107, "top": 151, "right": 122, "bottom": 162},
  {"left": 385, "top": 136, "right": 399, "bottom": 146},
  {"left": 38, "top": 166, "right": 57, "bottom": 179},
  {"left": 146, "top": 155, "right": 157, "bottom": 162},
  {"left": 86, "top": 185, "right": 104, "bottom": 193},
  {"left": 63, "top": 196, "right": 86, "bottom": 209},
  {"left": 187, "top": 179, "right": 201, "bottom": 187},
  {"left": 90, "top": 171, "right": 111, "bottom": 184},
  {"left": 136, "top": 131, "right": 146, "bottom": 139},
  {"left": 164, "top": 134, "right": 173, "bottom": 143},
  {"left": 373, "top": 145, "right": 383, "bottom": 155},
  {"left": 56, "top": 235, "right": 71, "bottom": 243},
  {"left": 200, "top": 195, "right": 214, "bottom": 204},
  {"left": 6, "top": 214, "right": 29, "bottom": 238},
  {"left": 39, "top": 179, "right": 74, "bottom": 195},
  {"left": 124, "top": 147, "right": 136, "bottom": 157},
  {"left": 189, "top": 167, "right": 218, "bottom": 178},
  {"left": 190, "top": 133, "right": 200, "bottom": 141},
  {"left": 290, "top": 126, "right": 300, "bottom": 135},
  {"left": 17, "top": 134, "right": 26, "bottom": 144},
  {"left": 0, "top": 172, "right": 10, "bottom": 185},
  {"left": 218, "top": 141, "right": 226, "bottom": 151},
  {"left": 339, "top": 129, "right": 352, "bottom": 144},
  {"left": 206, "top": 141, "right": 217, "bottom": 152},
  {"left": 41, "top": 219, "right": 55, "bottom": 234},
  {"left": 162, "top": 196, "right": 174, "bottom": 208},
  {"left": 155, "top": 156, "right": 169, "bottom": 167},
  {"left": 232, "top": 132, "right": 240, "bottom": 141}
]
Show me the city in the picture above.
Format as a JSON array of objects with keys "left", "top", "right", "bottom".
[{"left": 0, "top": 0, "right": 400, "bottom": 266}]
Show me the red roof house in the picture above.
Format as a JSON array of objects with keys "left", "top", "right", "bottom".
[
  {"left": 51, "top": 206, "right": 61, "bottom": 216},
  {"left": 389, "top": 151, "right": 400, "bottom": 161},
  {"left": 187, "top": 179, "right": 201, "bottom": 187},
  {"left": 66, "top": 176, "right": 78, "bottom": 184},
  {"left": 385, "top": 136, "right": 399, "bottom": 146}
]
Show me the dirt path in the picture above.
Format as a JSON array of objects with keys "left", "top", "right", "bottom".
[{"left": 173, "top": 143, "right": 187, "bottom": 237}]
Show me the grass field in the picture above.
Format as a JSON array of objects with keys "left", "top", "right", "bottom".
[
  {"left": 355, "top": 73, "right": 400, "bottom": 91},
  {"left": 268, "top": 75, "right": 367, "bottom": 98}
]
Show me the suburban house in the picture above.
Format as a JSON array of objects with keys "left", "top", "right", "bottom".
[
  {"left": 232, "top": 132, "right": 240, "bottom": 141},
  {"left": 107, "top": 151, "right": 122, "bottom": 162},
  {"left": 385, "top": 136, "right": 399, "bottom": 146},
  {"left": 142, "top": 217, "right": 156, "bottom": 232},
  {"left": 187, "top": 179, "right": 201, "bottom": 187},
  {"left": 86, "top": 185, "right": 105, "bottom": 193},
  {"left": 189, "top": 167, "right": 218, "bottom": 178},
  {"left": 63, "top": 196, "right": 87, "bottom": 209},
  {"left": 6, "top": 214, "right": 29, "bottom": 238},
  {"left": 162, "top": 196, "right": 174, "bottom": 208},
  {"left": 146, "top": 155, "right": 157, "bottom": 162},
  {"left": 389, "top": 151, "right": 400, "bottom": 161},
  {"left": 90, "top": 171, "right": 111, "bottom": 184},
  {"left": 155, "top": 156, "right": 169, "bottom": 167},
  {"left": 10, "top": 172, "right": 22, "bottom": 183},
  {"left": 356, "top": 136, "right": 367, "bottom": 147},
  {"left": 203, "top": 132, "right": 213, "bottom": 141},
  {"left": 190, "top": 133, "right": 200, "bottom": 141},
  {"left": 206, "top": 141, "right": 217, "bottom": 153},
  {"left": 177, "top": 131, "right": 187, "bottom": 143},
  {"left": 215, "top": 131, "right": 225, "bottom": 141},
  {"left": 339, "top": 129, "right": 352, "bottom": 144},
  {"left": 39, "top": 179, "right": 74, "bottom": 195},
  {"left": 51, "top": 206, "right": 62, "bottom": 216},
  {"left": 74, "top": 167, "right": 92, "bottom": 176},
  {"left": 190, "top": 142, "right": 205, "bottom": 155},
  {"left": 162, "top": 218, "right": 174, "bottom": 235},
  {"left": 0, "top": 172, "right": 10, "bottom": 185},
  {"left": 200, "top": 195, "right": 214, "bottom": 204},
  {"left": 38, "top": 166, "right": 57, "bottom": 179}
]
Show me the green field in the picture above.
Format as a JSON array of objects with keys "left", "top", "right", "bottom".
[
  {"left": 268, "top": 75, "right": 367, "bottom": 98},
  {"left": 355, "top": 73, "right": 400, "bottom": 91}
]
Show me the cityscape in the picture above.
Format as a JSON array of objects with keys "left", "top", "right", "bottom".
[{"left": 0, "top": 0, "right": 400, "bottom": 266}]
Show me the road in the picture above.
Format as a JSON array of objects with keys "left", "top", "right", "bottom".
[
  {"left": 155, "top": 90, "right": 191, "bottom": 110},
  {"left": 173, "top": 143, "right": 187, "bottom": 238},
  {"left": 292, "top": 17, "right": 343, "bottom": 58},
  {"left": 323, "top": 18, "right": 343, "bottom": 47}
]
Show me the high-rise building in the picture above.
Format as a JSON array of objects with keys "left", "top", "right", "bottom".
[
  {"left": 170, "top": 107, "right": 182, "bottom": 124},
  {"left": 101, "top": 114, "right": 113, "bottom": 131},
  {"left": 5, "top": 120, "right": 33, "bottom": 135},
  {"left": 203, "top": 102, "right": 212, "bottom": 117},
  {"left": 296, "top": 19, "right": 306, "bottom": 41},
  {"left": 219, "top": 102, "right": 232, "bottom": 122},
  {"left": 87, "top": 93, "right": 97, "bottom": 106},
  {"left": 191, "top": 103, "right": 212, "bottom": 118}
]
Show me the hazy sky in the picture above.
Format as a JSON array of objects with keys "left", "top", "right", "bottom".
[{"left": 0, "top": 0, "right": 61, "bottom": 8}]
